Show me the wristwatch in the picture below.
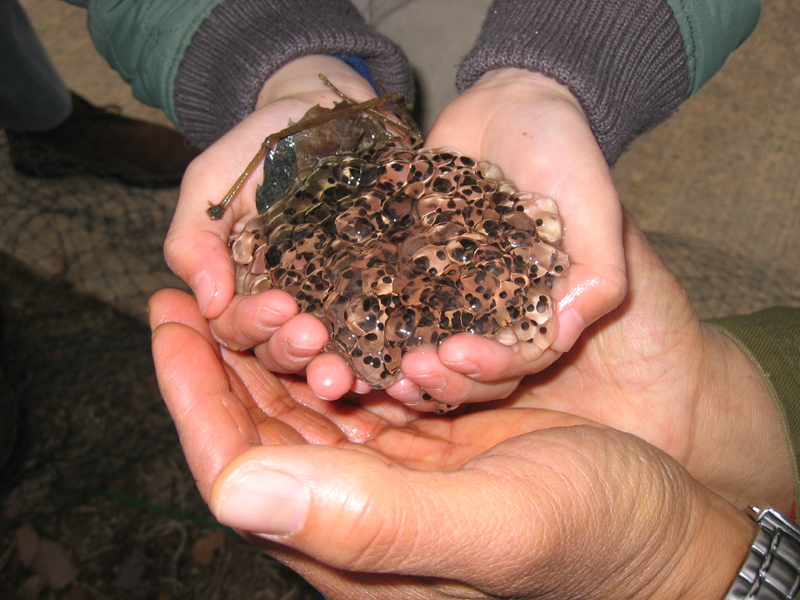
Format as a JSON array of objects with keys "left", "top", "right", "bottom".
[{"left": 724, "top": 506, "right": 800, "bottom": 599}]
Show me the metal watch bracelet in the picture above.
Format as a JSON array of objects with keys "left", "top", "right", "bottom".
[{"left": 724, "top": 507, "right": 800, "bottom": 599}]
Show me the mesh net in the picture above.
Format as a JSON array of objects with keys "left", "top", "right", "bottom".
[
  {"left": 0, "top": 126, "right": 798, "bottom": 598},
  {"left": 0, "top": 132, "right": 318, "bottom": 599},
  {"left": 0, "top": 133, "right": 187, "bottom": 322}
]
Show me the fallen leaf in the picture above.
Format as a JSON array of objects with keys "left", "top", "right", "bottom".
[
  {"left": 17, "top": 573, "right": 46, "bottom": 599},
  {"left": 31, "top": 538, "right": 78, "bottom": 590},
  {"left": 191, "top": 530, "right": 225, "bottom": 566},
  {"left": 15, "top": 524, "right": 39, "bottom": 568}
]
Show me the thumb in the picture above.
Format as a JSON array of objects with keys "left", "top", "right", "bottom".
[
  {"left": 207, "top": 428, "right": 694, "bottom": 598},
  {"left": 209, "top": 442, "right": 553, "bottom": 588},
  {"left": 164, "top": 172, "right": 239, "bottom": 320}
]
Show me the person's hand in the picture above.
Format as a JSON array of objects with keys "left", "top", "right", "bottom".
[
  {"left": 213, "top": 431, "right": 756, "bottom": 600},
  {"left": 149, "top": 285, "right": 758, "bottom": 600},
  {"left": 506, "top": 215, "right": 795, "bottom": 513},
  {"left": 387, "top": 68, "right": 628, "bottom": 407},
  {"left": 157, "top": 201, "right": 794, "bottom": 507},
  {"left": 163, "top": 55, "right": 388, "bottom": 398},
  {"left": 165, "top": 61, "right": 627, "bottom": 408}
]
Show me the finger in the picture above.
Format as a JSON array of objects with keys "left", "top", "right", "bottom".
[
  {"left": 304, "top": 353, "right": 356, "bottom": 400},
  {"left": 496, "top": 130, "right": 627, "bottom": 354},
  {"left": 151, "top": 320, "right": 261, "bottom": 499},
  {"left": 164, "top": 106, "right": 289, "bottom": 319},
  {"left": 209, "top": 443, "right": 535, "bottom": 583},
  {"left": 551, "top": 260, "right": 627, "bottom": 352},
  {"left": 387, "top": 346, "right": 521, "bottom": 408},
  {"left": 384, "top": 376, "right": 462, "bottom": 412},
  {"left": 545, "top": 166, "right": 627, "bottom": 352},
  {"left": 251, "top": 312, "right": 332, "bottom": 373},
  {"left": 148, "top": 287, "right": 216, "bottom": 348},
  {"left": 436, "top": 333, "right": 561, "bottom": 380},
  {"left": 208, "top": 290, "right": 299, "bottom": 351},
  {"left": 385, "top": 335, "right": 562, "bottom": 408},
  {"left": 164, "top": 158, "right": 249, "bottom": 320}
]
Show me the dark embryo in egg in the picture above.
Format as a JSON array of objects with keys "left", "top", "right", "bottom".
[{"left": 229, "top": 99, "right": 569, "bottom": 390}]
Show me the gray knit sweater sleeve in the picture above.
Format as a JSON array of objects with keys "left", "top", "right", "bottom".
[
  {"left": 173, "top": 0, "right": 414, "bottom": 147},
  {"left": 457, "top": 0, "right": 688, "bottom": 164}
]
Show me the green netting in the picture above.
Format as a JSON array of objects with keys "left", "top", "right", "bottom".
[{"left": 0, "top": 132, "right": 317, "bottom": 600}]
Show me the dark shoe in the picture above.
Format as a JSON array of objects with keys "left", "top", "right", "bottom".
[
  {"left": 6, "top": 93, "right": 201, "bottom": 187},
  {"left": 0, "top": 306, "right": 19, "bottom": 485},
  {"left": 0, "top": 366, "right": 18, "bottom": 483}
]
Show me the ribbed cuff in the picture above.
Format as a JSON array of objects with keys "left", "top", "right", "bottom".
[
  {"left": 173, "top": 0, "right": 414, "bottom": 147},
  {"left": 706, "top": 308, "right": 800, "bottom": 511},
  {"left": 457, "top": 0, "right": 689, "bottom": 164}
]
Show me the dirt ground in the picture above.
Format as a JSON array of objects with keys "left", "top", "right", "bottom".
[{"left": 0, "top": 252, "right": 318, "bottom": 599}]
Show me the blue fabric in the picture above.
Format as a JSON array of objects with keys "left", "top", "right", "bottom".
[{"left": 331, "top": 53, "right": 381, "bottom": 94}]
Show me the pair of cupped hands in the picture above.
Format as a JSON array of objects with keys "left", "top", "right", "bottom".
[{"left": 151, "top": 56, "right": 793, "bottom": 599}]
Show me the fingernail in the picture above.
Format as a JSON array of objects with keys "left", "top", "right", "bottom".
[
  {"left": 214, "top": 468, "right": 310, "bottom": 535},
  {"left": 284, "top": 338, "right": 317, "bottom": 360},
  {"left": 190, "top": 271, "right": 216, "bottom": 317},
  {"left": 552, "top": 307, "right": 585, "bottom": 352},
  {"left": 413, "top": 373, "right": 447, "bottom": 392},
  {"left": 390, "top": 387, "right": 424, "bottom": 405},
  {"left": 255, "top": 306, "right": 288, "bottom": 331},
  {"left": 440, "top": 359, "right": 480, "bottom": 377}
]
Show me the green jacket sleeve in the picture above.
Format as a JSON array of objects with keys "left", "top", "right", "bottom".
[
  {"left": 67, "top": 0, "right": 413, "bottom": 147},
  {"left": 706, "top": 308, "right": 800, "bottom": 510},
  {"left": 65, "top": 0, "right": 224, "bottom": 129},
  {"left": 665, "top": 0, "right": 761, "bottom": 95}
]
